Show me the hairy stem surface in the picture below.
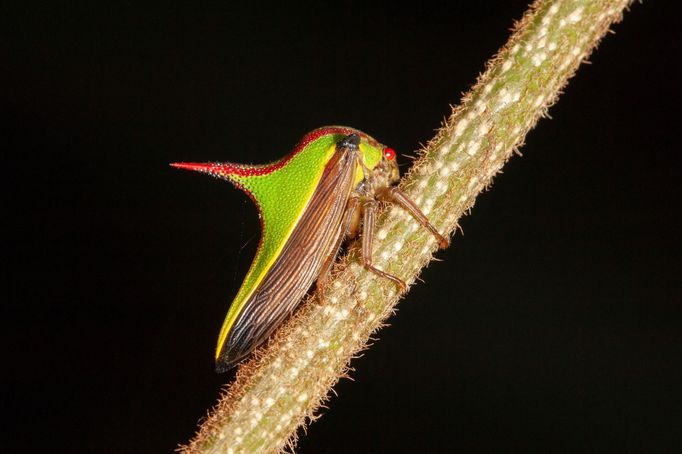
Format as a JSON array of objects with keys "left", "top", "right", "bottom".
[{"left": 182, "top": 1, "right": 633, "bottom": 452}]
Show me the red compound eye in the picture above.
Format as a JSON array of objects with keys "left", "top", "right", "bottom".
[{"left": 383, "top": 147, "right": 396, "bottom": 161}]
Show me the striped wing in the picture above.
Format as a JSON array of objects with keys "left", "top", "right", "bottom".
[{"left": 215, "top": 147, "right": 359, "bottom": 371}]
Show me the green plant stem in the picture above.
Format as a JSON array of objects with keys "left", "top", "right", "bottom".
[{"left": 182, "top": 1, "right": 633, "bottom": 452}]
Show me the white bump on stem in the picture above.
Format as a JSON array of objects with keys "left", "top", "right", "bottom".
[
  {"left": 532, "top": 52, "right": 547, "bottom": 67},
  {"left": 534, "top": 94, "right": 546, "bottom": 107},
  {"left": 478, "top": 121, "right": 491, "bottom": 136},
  {"left": 568, "top": 6, "right": 584, "bottom": 23},
  {"left": 289, "top": 367, "right": 299, "bottom": 379},
  {"left": 559, "top": 57, "right": 572, "bottom": 71},
  {"left": 455, "top": 118, "right": 469, "bottom": 136},
  {"left": 497, "top": 89, "right": 517, "bottom": 110},
  {"left": 449, "top": 161, "right": 460, "bottom": 172},
  {"left": 421, "top": 198, "right": 434, "bottom": 215},
  {"left": 376, "top": 228, "right": 388, "bottom": 240}
]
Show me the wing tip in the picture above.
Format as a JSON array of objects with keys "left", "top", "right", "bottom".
[{"left": 215, "top": 350, "right": 249, "bottom": 374}]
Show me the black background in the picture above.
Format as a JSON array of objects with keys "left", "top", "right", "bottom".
[{"left": 5, "top": 1, "right": 681, "bottom": 453}]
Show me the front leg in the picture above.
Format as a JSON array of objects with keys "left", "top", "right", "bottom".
[
  {"left": 376, "top": 187, "right": 450, "bottom": 248},
  {"left": 362, "top": 200, "right": 407, "bottom": 292}
]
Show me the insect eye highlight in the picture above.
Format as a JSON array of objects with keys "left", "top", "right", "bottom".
[{"left": 383, "top": 147, "right": 396, "bottom": 161}]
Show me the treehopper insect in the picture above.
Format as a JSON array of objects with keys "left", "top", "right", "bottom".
[{"left": 172, "top": 126, "right": 448, "bottom": 372}]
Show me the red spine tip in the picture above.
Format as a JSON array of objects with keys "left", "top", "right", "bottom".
[
  {"left": 169, "top": 162, "right": 215, "bottom": 172},
  {"left": 170, "top": 161, "right": 272, "bottom": 177}
]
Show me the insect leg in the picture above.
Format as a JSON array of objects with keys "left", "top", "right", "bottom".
[
  {"left": 315, "top": 196, "right": 361, "bottom": 305},
  {"left": 377, "top": 187, "right": 450, "bottom": 248},
  {"left": 362, "top": 200, "right": 407, "bottom": 291}
]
